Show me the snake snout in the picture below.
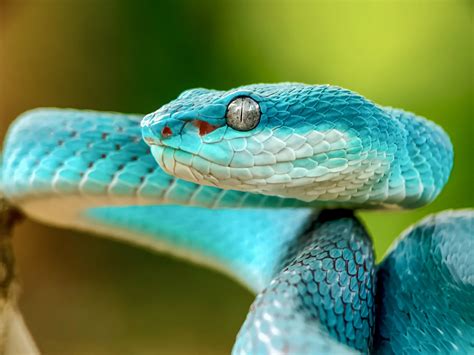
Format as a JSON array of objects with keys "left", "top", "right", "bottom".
[
  {"left": 142, "top": 117, "right": 188, "bottom": 148},
  {"left": 141, "top": 124, "right": 163, "bottom": 146}
]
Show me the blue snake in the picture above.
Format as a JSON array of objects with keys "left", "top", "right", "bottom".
[{"left": 1, "top": 83, "right": 472, "bottom": 354}]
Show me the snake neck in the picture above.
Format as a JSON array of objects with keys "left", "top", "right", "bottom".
[{"left": 383, "top": 107, "right": 453, "bottom": 208}]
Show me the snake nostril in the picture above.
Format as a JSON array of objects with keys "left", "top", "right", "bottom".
[{"left": 161, "top": 126, "right": 173, "bottom": 138}]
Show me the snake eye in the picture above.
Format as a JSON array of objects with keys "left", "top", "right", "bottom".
[{"left": 225, "top": 96, "right": 261, "bottom": 131}]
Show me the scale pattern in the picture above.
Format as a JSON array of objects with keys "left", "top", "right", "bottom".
[
  {"left": 375, "top": 210, "right": 474, "bottom": 354},
  {"left": 233, "top": 212, "right": 376, "bottom": 354},
  {"left": 143, "top": 84, "right": 453, "bottom": 208}
]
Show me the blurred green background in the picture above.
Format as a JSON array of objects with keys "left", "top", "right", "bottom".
[{"left": 0, "top": 0, "right": 472, "bottom": 354}]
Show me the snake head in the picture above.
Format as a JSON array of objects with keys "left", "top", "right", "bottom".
[{"left": 142, "top": 83, "right": 452, "bottom": 207}]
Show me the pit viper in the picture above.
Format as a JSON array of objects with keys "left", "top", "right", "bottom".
[{"left": 1, "top": 83, "right": 472, "bottom": 354}]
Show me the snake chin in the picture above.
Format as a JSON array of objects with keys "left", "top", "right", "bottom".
[
  {"left": 150, "top": 144, "right": 264, "bottom": 189},
  {"left": 150, "top": 142, "right": 391, "bottom": 205}
]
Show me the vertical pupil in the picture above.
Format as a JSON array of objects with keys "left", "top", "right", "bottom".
[{"left": 226, "top": 96, "right": 260, "bottom": 131}]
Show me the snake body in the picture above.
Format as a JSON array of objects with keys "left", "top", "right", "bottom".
[{"left": 1, "top": 83, "right": 472, "bottom": 354}]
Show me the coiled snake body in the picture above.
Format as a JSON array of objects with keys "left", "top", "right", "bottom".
[{"left": 1, "top": 84, "right": 472, "bottom": 354}]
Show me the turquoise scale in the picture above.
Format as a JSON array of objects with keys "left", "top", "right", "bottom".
[
  {"left": 233, "top": 212, "right": 376, "bottom": 354},
  {"left": 375, "top": 211, "right": 474, "bottom": 354}
]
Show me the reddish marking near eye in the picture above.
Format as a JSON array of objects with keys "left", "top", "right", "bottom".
[
  {"left": 192, "top": 120, "right": 220, "bottom": 136},
  {"left": 161, "top": 126, "right": 172, "bottom": 138}
]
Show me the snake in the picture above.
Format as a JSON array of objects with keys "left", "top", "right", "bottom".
[{"left": 1, "top": 83, "right": 473, "bottom": 354}]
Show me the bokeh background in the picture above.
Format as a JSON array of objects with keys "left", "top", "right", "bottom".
[{"left": 0, "top": 0, "right": 472, "bottom": 354}]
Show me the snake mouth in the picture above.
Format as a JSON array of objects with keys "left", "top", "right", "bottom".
[
  {"left": 150, "top": 145, "right": 226, "bottom": 186},
  {"left": 151, "top": 143, "right": 271, "bottom": 189}
]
